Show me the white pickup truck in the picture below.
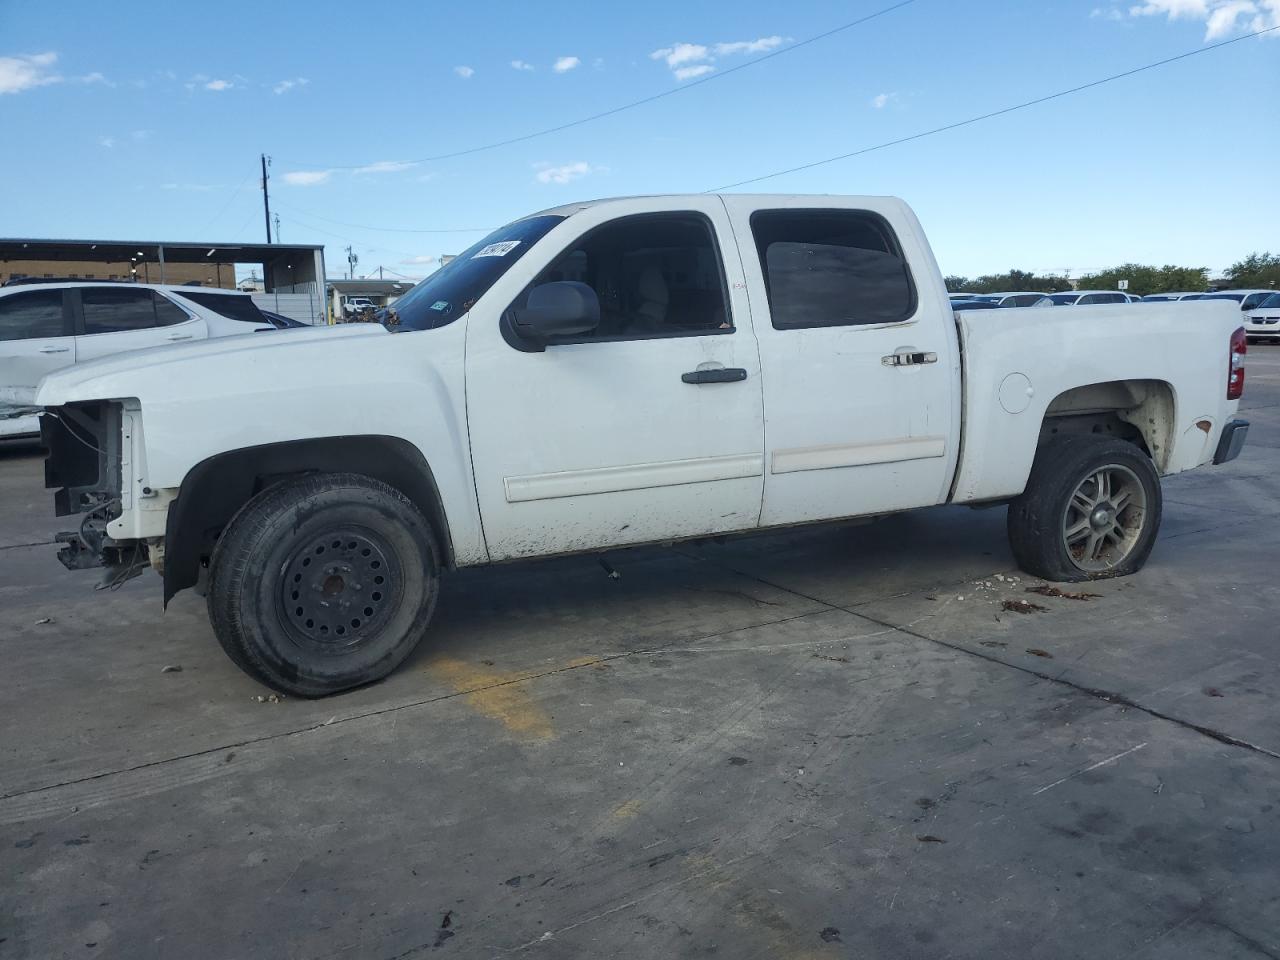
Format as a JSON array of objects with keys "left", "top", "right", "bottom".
[{"left": 36, "top": 194, "right": 1250, "bottom": 696}]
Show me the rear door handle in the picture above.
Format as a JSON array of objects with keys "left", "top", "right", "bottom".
[
  {"left": 881, "top": 350, "right": 938, "bottom": 367},
  {"left": 167, "top": 334, "right": 194, "bottom": 341},
  {"left": 682, "top": 367, "right": 748, "bottom": 384},
  {"left": 38, "top": 345, "right": 70, "bottom": 354}
]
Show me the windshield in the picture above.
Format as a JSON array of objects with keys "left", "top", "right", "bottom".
[
  {"left": 1199, "top": 293, "right": 1244, "bottom": 302},
  {"left": 386, "top": 215, "right": 564, "bottom": 332},
  {"left": 1256, "top": 293, "right": 1280, "bottom": 309},
  {"left": 1047, "top": 293, "right": 1079, "bottom": 304}
]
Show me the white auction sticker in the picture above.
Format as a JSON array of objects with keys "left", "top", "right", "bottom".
[{"left": 473, "top": 240, "right": 521, "bottom": 258}]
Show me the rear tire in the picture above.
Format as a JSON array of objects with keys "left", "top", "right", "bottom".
[
  {"left": 207, "top": 473, "right": 440, "bottom": 697},
  {"left": 1007, "top": 436, "right": 1161, "bottom": 583}
]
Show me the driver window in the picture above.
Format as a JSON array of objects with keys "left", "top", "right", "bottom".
[{"left": 520, "top": 213, "right": 732, "bottom": 341}]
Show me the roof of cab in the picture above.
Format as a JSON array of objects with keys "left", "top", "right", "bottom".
[{"left": 528, "top": 193, "right": 904, "bottom": 220}]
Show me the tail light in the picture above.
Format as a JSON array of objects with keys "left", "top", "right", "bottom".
[{"left": 1228, "top": 327, "right": 1246, "bottom": 399}]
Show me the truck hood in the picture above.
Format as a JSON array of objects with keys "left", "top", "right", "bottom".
[{"left": 35, "top": 324, "right": 387, "bottom": 407}]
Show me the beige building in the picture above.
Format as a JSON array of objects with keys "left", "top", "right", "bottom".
[{"left": 0, "top": 258, "right": 237, "bottom": 288}]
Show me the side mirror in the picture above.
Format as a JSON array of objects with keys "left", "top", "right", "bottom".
[{"left": 511, "top": 281, "right": 600, "bottom": 342}]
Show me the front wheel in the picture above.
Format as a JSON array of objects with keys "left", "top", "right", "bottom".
[
  {"left": 207, "top": 473, "right": 441, "bottom": 696},
  {"left": 1007, "top": 436, "right": 1162, "bottom": 582}
]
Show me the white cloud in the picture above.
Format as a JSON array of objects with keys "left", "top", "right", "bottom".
[
  {"left": 650, "top": 35, "right": 790, "bottom": 80},
  {"left": 131, "top": 129, "right": 151, "bottom": 141},
  {"left": 511, "top": 59, "right": 535, "bottom": 71},
  {"left": 1090, "top": 6, "right": 1126, "bottom": 19},
  {"left": 534, "top": 161, "right": 597, "bottom": 184},
  {"left": 650, "top": 42, "right": 709, "bottom": 68},
  {"left": 353, "top": 160, "right": 417, "bottom": 175},
  {"left": 871, "top": 92, "right": 897, "bottom": 108},
  {"left": 97, "top": 136, "right": 115, "bottom": 148},
  {"left": 77, "top": 71, "right": 113, "bottom": 86},
  {"left": 1128, "top": 0, "right": 1280, "bottom": 39},
  {"left": 674, "top": 64, "right": 715, "bottom": 80},
  {"left": 553, "top": 56, "right": 581, "bottom": 73},
  {"left": 273, "top": 77, "right": 309, "bottom": 94},
  {"left": 204, "top": 78, "right": 233, "bottom": 91},
  {"left": 401, "top": 255, "right": 438, "bottom": 265},
  {"left": 713, "top": 36, "right": 786, "bottom": 55},
  {"left": 454, "top": 65, "right": 474, "bottom": 78},
  {"left": 283, "top": 170, "right": 333, "bottom": 186},
  {"left": 0, "top": 51, "right": 61, "bottom": 94}
]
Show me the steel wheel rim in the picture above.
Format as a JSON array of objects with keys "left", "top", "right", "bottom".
[
  {"left": 1061, "top": 463, "right": 1147, "bottom": 572},
  {"left": 278, "top": 527, "right": 401, "bottom": 654}
]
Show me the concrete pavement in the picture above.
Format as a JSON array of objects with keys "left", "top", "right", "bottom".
[{"left": 2, "top": 348, "right": 1278, "bottom": 959}]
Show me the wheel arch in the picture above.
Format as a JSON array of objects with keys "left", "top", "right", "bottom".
[
  {"left": 1039, "top": 379, "right": 1177, "bottom": 473},
  {"left": 163, "top": 435, "right": 453, "bottom": 604}
]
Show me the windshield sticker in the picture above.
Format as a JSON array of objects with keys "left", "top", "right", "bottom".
[
  {"left": 473, "top": 240, "right": 521, "bottom": 258},
  {"left": 430, "top": 300, "right": 450, "bottom": 311}
]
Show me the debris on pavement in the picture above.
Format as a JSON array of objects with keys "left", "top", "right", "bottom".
[
  {"left": 820, "top": 927, "right": 843, "bottom": 943},
  {"left": 978, "top": 640, "right": 1007, "bottom": 648},
  {"left": 253, "top": 694, "right": 284, "bottom": 703},
  {"left": 916, "top": 835, "right": 947, "bottom": 843},
  {"left": 34, "top": 617, "right": 53, "bottom": 625},
  {"left": 599, "top": 559, "right": 620, "bottom": 580},
  {"left": 160, "top": 665, "right": 182, "bottom": 673},
  {"left": 1203, "top": 687, "right": 1225, "bottom": 697},
  {"left": 812, "top": 653, "right": 850, "bottom": 663},
  {"left": 1002, "top": 599, "right": 1047, "bottom": 614},
  {"left": 1027, "top": 584, "right": 1103, "bottom": 601},
  {"left": 1025, "top": 648, "right": 1054, "bottom": 659}
]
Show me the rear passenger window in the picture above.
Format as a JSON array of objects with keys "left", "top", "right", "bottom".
[
  {"left": 153, "top": 294, "right": 192, "bottom": 327},
  {"left": 80, "top": 288, "right": 185, "bottom": 334},
  {"left": 0, "top": 290, "right": 65, "bottom": 341},
  {"left": 750, "top": 210, "right": 915, "bottom": 329}
]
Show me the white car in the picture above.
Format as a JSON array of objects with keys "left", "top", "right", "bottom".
[
  {"left": 985, "top": 291, "right": 1051, "bottom": 308},
  {"left": 1244, "top": 291, "right": 1280, "bottom": 343},
  {"left": 1198, "top": 289, "right": 1275, "bottom": 314},
  {"left": 0, "top": 282, "right": 278, "bottom": 438},
  {"left": 1041, "top": 290, "right": 1133, "bottom": 306},
  {"left": 1140, "top": 292, "right": 1205, "bottom": 302},
  {"left": 35, "top": 193, "right": 1248, "bottom": 696}
]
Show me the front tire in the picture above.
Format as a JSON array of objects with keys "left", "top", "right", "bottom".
[
  {"left": 207, "top": 473, "right": 440, "bottom": 696},
  {"left": 1007, "top": 436, "right": 1162, "bottom": 582}
]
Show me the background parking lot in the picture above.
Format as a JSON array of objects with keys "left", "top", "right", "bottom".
[{"left": 2, "top": 348, "right": 1278, "bottom": 959}]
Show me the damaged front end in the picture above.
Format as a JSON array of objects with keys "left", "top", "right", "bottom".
[{"left": 42, "top": 401, "right": 148, "bottom": 587}]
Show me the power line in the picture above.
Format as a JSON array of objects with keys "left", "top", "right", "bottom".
[
  {"left": 275, "top": 0, "right": 916, "bottom": 172},
  {"left": 708, "top": 24, "right": 1279, "bottom": 191},
  {"left": 271, "top": 200, "right": 491, "bottom": 234},
  {"left": 199, "top": 170, "right": 256, "bottom": 235}
]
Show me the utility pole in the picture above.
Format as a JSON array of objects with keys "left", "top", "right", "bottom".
[
  {"left": 261, "top": 153, "right": 273, "bottom": 243},
  {"left": 273, "top": 213, "right": 281, "bottom": 244},
  {"left": 345, "top": 245, "right": 357, "bottom": 280},
  {"left": 378, "top": 265, "right": 383, "bottom": 280}
]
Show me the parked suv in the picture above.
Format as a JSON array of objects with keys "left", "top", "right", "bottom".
[
  {"left": 1042, "top": 290, "right": 1132, "bottom": 306},
  {"left": 1, "top": 282, "right": 278, "bottom": 438}
]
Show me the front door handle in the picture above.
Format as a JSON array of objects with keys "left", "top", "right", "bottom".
[
  {"left": 881, "top": 350, "right": 938, "bottom": 367},
  {"left": 38, "top": 345, "right": 70, "bottom": 354},
  {"left": 167, "top": 334, "right": 194, "bottom": 341},
  {"left": 682, "top": 367, "right": 748, "bottom": 384}
]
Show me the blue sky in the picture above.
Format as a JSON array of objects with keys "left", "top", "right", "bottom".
[{"left": 1, "top": 0, "right": 1276, "bottom": 281}]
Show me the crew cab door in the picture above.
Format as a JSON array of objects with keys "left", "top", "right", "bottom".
[
  {"left": 72, "top": 286, "right": 207, "bottom": 361},
  {"left": 465, "top": 199, "right": 764, "bottom": 561},
  {"left": 0, "top": 288, "right": 77, "bottom": 400},
  {"left": 722, "top": 197, "right": 961, "bottom": 526}
]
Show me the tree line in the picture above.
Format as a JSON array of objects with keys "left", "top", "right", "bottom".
[{"left": 945, "top": 253, "right": 1280, "bottom": 298}]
